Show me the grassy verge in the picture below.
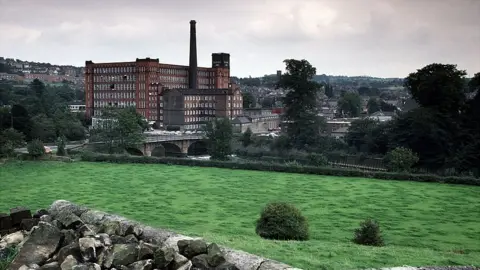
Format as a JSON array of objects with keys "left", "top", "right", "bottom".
[{"left": 0, "top": 161, "right": 479, "bottom": 270}]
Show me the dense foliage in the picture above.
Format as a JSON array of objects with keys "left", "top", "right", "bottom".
[
  {"left": 384, "top": 147, "right": 419, "bottom": 172},
  {"left": 27, "top": 139, "right": 45, "bottom": 158},
  {"left": 204, "top": 117, "right": 233, "bottom": 160},
  {"left": 255, "top": 202, "right": 309, "bottom": 241},
  {"left": 89, "top": 107, "right": 146, "bottom": 154},
  {"left": 353, "top": 219, "right": 385, "bottom": 246},
  {"left": 0, "top": 79, "right": 87, "bottom": 151}
]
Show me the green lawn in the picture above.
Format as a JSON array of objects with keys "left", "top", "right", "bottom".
[{"left": 1, "top": 162, "right": 479, "bottom": 270}]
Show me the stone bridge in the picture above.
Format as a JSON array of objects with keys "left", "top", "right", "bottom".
[{"left": 126, "top": 134, "right": 207, "bottom": 157}]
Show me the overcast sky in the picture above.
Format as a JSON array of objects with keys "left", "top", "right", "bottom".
[{"left": 0, "top": 0, "right": 479, "bottom": 78}]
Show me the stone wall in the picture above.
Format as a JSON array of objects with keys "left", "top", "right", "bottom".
[{"left": 0, "top": 200, "right": 301, "bottom": 270}]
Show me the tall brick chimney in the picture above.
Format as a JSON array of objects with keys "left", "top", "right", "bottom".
[{"left": 189, "top": 20, "right": 198, "bottom": 89}]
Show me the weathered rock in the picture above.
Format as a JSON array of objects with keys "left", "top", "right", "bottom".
[
  {"left": 191, "top": 254, "right": 210, "bottom": 269},
  {"left": 33, "top": 209, "right": 49, "bottom": 219},
  {"left": 10, "top": 207, "right": 32, "bottom": 226},
  {"left": 21, "top": 218, "right": 40, "bottom": 231},
  {"left": 57, "top": 242, "right": 81, "bottom": 264},
  {"left": 207, "top": 243, "right": 226, "bottom": 267},
  {"left": 39, "top": 215, "right": 53, "bottom": 223},
  {"left": 39, "top": 261, "right": 61, "bottom": 270},
  {"left": 137, "top": 241, "right": 155, "bottom": 260},
  {"left": 79, "top": 237, "right": 97, "bottom": 262},
  {"left": 18, "top": 265, "right": 30, "bottom": 270},
  {"left": 138, "top": 225, "right": 178, "bottom": 245},
  {"left": 216, "top": 263, "right": 241, "bottom": 270},
  {"left": 125, "top": 234, "right": 139, "bottom": 244},
  {"left": 0, "top": 213, "right": 13, "bottom": 231},
  {"left": 51, "top": 220, "right": 63, "bottom": 230},
  {"left": 110, "top": 235, "right": 127, "bottom": 245},
  {"left": 9, "top": 221, "right": 62, "bottom": 270},
  {"left": 77, "top": 224, "right": 96, "bottom": 237},
  {"left": 153, "top": 246, "right": 174, "bottom": 269},
  {"left": 257, "top": 260, "right": 294, "bottom": 270},
  {"left": 100, "top": 221, "right": 121, "bottom": 235},
  {"left": 177, "top": 261, "right": 193, "bottom": 270},
  {"left": 103, "top": 244, "right": 138, "bottom": 268},
  {"left": 55, "top": 211, "right": 84, "bottom": 229},
  {"left": 94, "top": 233, "right": 111, "bottom": 247},
  {"left": 171, "top": 253, "right": 190, "bottom": 269},
  {"left": 48, "top": 200, "right": 89, "bottom": 218},
  {"left": 60, "top": 229, "right": 77, "bottom": 247},
  {"left": 60, "top": 255, "right": 79, "bottom": 270},
  {"left": 180, "top": 239, "right": 208, "bottom": 259},
  {"left": 1, "top": 230, "right": 24, "bottom": 247},
  {"left": 72, "top": 263, "right": 101, "bottom": 270},
  {"left": 28, "top": 263, "right": 41, "bottom": 269},
  {"left": 220, "top": 247, "right": 265, "bottom": 270},
  {"left": 128, "top": 259, "right": 154, "bottom": 270},
  {"left": 79, "top": 210, "right": 106, "bottom": 225}
]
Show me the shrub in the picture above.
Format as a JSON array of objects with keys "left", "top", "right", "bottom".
[
  {"left": 240, "top": 128, "right": 254, "bottom": 147},
  {"left": 307, "top": 153, "right": 329, "bottom": 166},
  {"left": 353, "top": 219, "right": 384, "bottom": 246},
  {"left": 0, "top": 246, "right": 17, "bottom": 270},
  {"left": 255, "top": 202, "right": 309, "bottom": 241},
  {"left": 56, "top": 136, "right": 67, "bottom": 156},
  {"left": 27, "top": 139, "right": 45, "bottom": 158},
  {"left": 384, "top": 147, "right": 419, "bottom": 172}
]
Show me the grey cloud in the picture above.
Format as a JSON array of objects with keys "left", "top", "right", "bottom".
[{"left": 0, "top": 0, "right": 478, "bottom": 77}]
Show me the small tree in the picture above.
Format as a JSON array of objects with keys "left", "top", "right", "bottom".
[
  {"left": 0, "top": 128, "right": 26, "bottom": 157},
  {"left": 240, "top": 127, "right": 253, "bottom": 147},
  {"left": 204, "top": 118, "right": 233, "bottom": 160},
  {"left": 255, "top": 202, "right": 309, "bottom": 241},
  {"left": 353, "top": 218, "right": 384, "bottom": 246},
  {"left": 56, "top": 135, "right": 67, "bottom": 156},
  {"left": 384, "top": 147, "right": 419, "bottom": 172},
  {"left": 27, "top": 139, "right": 45, "bottom": 158}
]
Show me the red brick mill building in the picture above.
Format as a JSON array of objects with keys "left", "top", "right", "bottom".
[{"left": 84, "top": 20, "right": 243, "bottom": 130}]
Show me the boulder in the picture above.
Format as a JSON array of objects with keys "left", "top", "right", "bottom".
[
  {"left": 103, "top": 244, "right": 139, "bottom": 268},
  {"left": 207, "top": 243, "right": 226, "bottom": 267},
  {"left": 60, "top": 229, "right": 77, "bottom": 247},
  {"left": 39, "top": 262, "right": 61, "bottom": 270},
  {"left": 171, "top": 253, "right": 190, "bottom": 269},
  {"left": 0, "top": 213, "right": 13, "bottom": 231},
  {"left": 72, "top": 263, "right": 101, "bottom": 270},
  {"left": 55, "top": 212, "right": 84, "bottom": 230},
  {"left": 56, "top": 242, "right": 82, "bottom": 264},
  {"left": 179, "top": 239, "right": 208, "bottom": 259},
  {"left": 191, "top": 254, "right": 210, "bottom": 269},
  {"left": 137, "top": 241, "right": 155, "bottom": 260},
  {"left": 33, "top": 209, "right": 49, "bottom": 219},
  {"left": 20, "top": 218, "right": 40, "bottom": 231},
  {"left": 1, "top": 230, "right": 24, "bottom": 247},
  {"left": 60, "top": 255, "right": 79, "bottom": 270},
  {"left": 79, "top": 237, "right": 97, "bottom": 262},
  {"left": 127, "top": 259, "right": 154, "bottom": 270},
  {"left": 10, "top": 207, "right": 32, "bottom": 226},
  {"left": 48, "top": 200, "right": 89, "bottom": 218},
  {"left": 9, "top": 221, "right": 62, "bottom": 269},
  {"left": 153, "top": 246, "right": 174, "bottom": 269}
]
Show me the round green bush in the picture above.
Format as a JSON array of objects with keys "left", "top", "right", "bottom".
[
  {"left": 27, "top": 139, "right": 45, "bottom": 158},
  {"left": 353, "top": 218, "right": 385, "bottom": 246},
  {"left": 255, "top": 202, "right": 309, "bottom": 241}
]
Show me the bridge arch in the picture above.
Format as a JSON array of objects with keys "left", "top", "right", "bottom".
[
  {"left": 151, "top": 145, "right": 165, "bottom": 157},
  {"left": 126, "top": 147, "right": 143, "bottom": 156},
  {"left": 188, "top": 140, "right": 208, "bottom": 156},
  {"left": 158, "top": 142, "right": 183, "bottom": 157}
]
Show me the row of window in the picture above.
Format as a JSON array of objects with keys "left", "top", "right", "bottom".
[
  {"left": 185, "top": 110, "right": 215, "bottom": 115},
  {"left": 228, "top": 95, "right": 242, "bottom": 101},
  {"left": 228, "top": 102, "right": 242, "bottom": 108},
  {"left": 94, "top": 83, "right": 135, "bottom": 91},
  {"left": 149, "top": 103, "right": 163, "bottom": 108},
  {"left": 94, "top": 92, "right": 135, "bottom": 99},
  {"left": 94, "top": 66, "right": 135, "bottom": 74},
  {"left": 185, "top": 124, "right": 203, "bottom": 130},
  {"left": 185, "top": 116, "right": 215, "bottom": 123},
  {"left": 93, "top": 101, "right": 136, "bottom": 107},
  {"left": 185, "top": 95, "right": 216, "bottom": 101},
  {"left": 227, "top": 110, "right": 242, "bottom": 116},
  {"left": 93, "top": 75, "right": 135, "bottom": 82},
  {"left": 185, "top": 103, "right": 216, "bottom": 109}
]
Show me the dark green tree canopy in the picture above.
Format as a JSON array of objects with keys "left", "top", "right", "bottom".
[{"left": 404, "top": 63, "right": 467, "bottom": 113}]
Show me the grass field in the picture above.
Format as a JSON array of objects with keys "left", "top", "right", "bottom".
[{"left": 0, "top": 161, "right": 479, "bottom": 270}]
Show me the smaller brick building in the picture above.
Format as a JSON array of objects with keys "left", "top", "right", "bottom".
[{"left": 162, "top": 87, "right": 243, "bottom": 130}]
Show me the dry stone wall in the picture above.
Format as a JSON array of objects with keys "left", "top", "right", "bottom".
[{"left": 0, "top": 200, "right": 302, "bottom": 270}]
